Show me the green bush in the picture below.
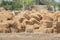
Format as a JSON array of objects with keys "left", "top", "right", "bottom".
[{"left": 0, "top": 0, "right": 22, "bottom": 10}]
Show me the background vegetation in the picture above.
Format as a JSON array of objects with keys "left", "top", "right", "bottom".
[
  {"left": 0, "top": 0, "right": 34, "bottom": 10},
  {"left": 0, "top": 0, "right": 60, "bottom": 11}
]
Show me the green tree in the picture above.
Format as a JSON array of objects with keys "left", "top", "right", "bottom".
[
  {"left": 0, "top": 0, "right": 34, "bottom": 10},
  {"left": 1, "top": 0, "right": 13, "bottom": 10}
]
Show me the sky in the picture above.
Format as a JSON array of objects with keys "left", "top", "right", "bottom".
[
  {"left": 0, "top": 0, "right": 12, "bottom": 1},
  {"left": 55, "top": 0, "right": 60, "bottom": 2},
  {"left": 0, "top": 0, "right": 60, "bottom": 3}
]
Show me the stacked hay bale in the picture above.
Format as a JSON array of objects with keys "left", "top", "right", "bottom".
[
  {"left": 0, "top": 9, "right": 60, "bottom": 33},
  {"left": 14, "top": 10, "right": 55, "bottom": 33},
  {"left": 0, "top": 10, "right": 16, "bottom": 33},
  {"left": 0, "top": 10, "right": 14, "bottom": 22}
]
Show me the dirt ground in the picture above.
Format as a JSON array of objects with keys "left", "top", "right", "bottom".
[{"left": 0, "top": 33, "right": 60, "bottom": 40}]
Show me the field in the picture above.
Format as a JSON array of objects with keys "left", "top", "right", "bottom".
[{"left": 0, "top": 33, "right": 60, "bottom": 40}]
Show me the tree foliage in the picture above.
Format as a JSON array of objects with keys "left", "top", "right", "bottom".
[
  {"left": 0, "top": 0, "right": 60, "bottom": 11},
  {"left": 0, "top": 0, "right": 34, "bottom": 10}
]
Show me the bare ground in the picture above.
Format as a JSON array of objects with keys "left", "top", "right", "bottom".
[{"left": 0, "top": 33, "right": 60, "bottom": 40}]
